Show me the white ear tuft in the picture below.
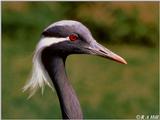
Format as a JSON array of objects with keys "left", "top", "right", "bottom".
[
  {"left": 23, "top": 37, "right": 69, "bottom": 98},
  {"left": 23, "top": 49, "right": 53, "bottom": 98}
]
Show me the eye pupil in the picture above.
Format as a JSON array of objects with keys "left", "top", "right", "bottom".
[{"left": 69, "top": 34, "right": 78, "bottom": 41}]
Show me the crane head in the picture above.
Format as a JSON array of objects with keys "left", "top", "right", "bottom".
[{"left": 40, "top": 20, "right": 127, "bottom": 64}]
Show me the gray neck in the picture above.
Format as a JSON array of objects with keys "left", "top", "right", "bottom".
[{"left": 41, "top": 51, "right": 83, "bottom": 119}]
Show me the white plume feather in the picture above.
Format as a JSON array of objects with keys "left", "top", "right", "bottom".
[{"left": 23, "top": 37, "right": 69, "bottom": 98}]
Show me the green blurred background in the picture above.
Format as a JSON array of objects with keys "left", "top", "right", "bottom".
[{"left": 2, "top": 2, "right": 159, "bottom": 119}]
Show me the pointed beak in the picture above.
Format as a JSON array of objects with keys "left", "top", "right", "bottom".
[{"left": 86, "top": 42, "right": 127, "bottom": 64}]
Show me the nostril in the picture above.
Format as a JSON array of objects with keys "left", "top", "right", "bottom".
[{"left": 99, "top": 49, "right": 107, "bottom": 54}]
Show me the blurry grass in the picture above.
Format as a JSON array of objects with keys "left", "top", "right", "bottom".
[
  {"left": 2, "top": 37, "right": 159, "bottom": 118},
  {"left": 2, "top": 2, "right": 159, "bottom": 119}
]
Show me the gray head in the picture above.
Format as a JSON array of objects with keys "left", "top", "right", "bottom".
[
  {"left": 40, "top": 20, "right": 94, "bottom": 56},
  {"left": 40, "top": 20, "right": 127, "bottom": 63}
]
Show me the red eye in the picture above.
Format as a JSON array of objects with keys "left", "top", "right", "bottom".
[{"left": 69, "top": 34, "right": 78, "bottom": 41}]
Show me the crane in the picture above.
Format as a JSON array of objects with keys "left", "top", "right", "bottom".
[{"left": 23, "top": 20, "right": 127, "bottom": 119}]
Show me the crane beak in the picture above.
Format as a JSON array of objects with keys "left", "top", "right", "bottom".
[{"left": 86, "top": 42, "right": 127, "bottom": 64}]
